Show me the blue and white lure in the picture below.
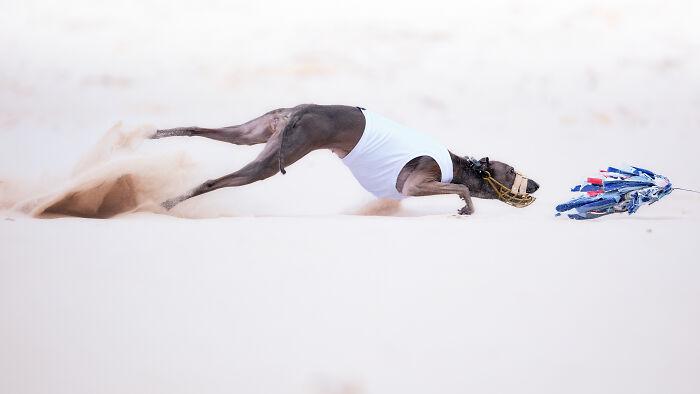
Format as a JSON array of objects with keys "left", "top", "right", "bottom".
[{"left": 555, "top": 165, "right": 674, "bottom": 220}]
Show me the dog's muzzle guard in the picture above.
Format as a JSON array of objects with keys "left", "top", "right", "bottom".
[
  {"left": 482, "top": 170, "right": 535, "bottom": 207},
  {"left": 468, "top": 157, "right": 535, "bottom": 208}
]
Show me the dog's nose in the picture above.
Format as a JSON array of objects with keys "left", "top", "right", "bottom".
[{"left": 527, "top": 179, "right": 539, "bottom": 193}]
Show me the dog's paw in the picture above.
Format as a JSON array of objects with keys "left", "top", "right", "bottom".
[
  {"left": 457, "top": 206, "right": 474, "bottom": 215},
  {"left": 151, "top": 128, "right": 186, "bottom": 139},
  {"left": 161, "top": 199, "right": 178, "bottom": 211},
  {"left": 151, "top": 129, "right": 169, "bottom": 139}
]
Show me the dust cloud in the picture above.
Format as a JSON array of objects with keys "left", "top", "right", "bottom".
[
  {"left": 351, "top": 198, "right": 402, "bottom": 216},
  {"left": 1, "top": 123, "right": 201, "bottom": 219}
]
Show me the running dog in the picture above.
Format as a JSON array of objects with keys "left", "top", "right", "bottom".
[{"left": 152, "top": 104, "right": 539, "bottom": 214}]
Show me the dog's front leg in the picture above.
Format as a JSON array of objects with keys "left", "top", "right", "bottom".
[
  {"left": 402, "top": 180, "right": 474, "bottom": 215},
  {"left": 457, "top": 188, "right": 474, "bottom": 215}
]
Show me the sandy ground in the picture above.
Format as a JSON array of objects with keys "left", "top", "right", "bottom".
[{"left": 1, "top": 1, "right": 700, "bottom": 393}]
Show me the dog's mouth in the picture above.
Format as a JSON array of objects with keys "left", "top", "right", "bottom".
[{"left": 482, "top": 171, "right": 536, "bottom": 208}]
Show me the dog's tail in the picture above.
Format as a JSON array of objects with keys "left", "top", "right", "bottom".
[{"left": 278, "top": 110, "right": 307, "bottom": 175}]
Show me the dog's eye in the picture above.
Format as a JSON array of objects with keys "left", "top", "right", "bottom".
[{"left": 509, "top": 168, "right": 515, "bottom": 175}]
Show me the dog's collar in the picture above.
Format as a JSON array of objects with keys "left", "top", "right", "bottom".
[{"left": 465, "top": 156, "right": 485, "bottom": 175}]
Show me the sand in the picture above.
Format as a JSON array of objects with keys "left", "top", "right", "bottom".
[
  {"left": 4, "top": 123, "right": 203, "bottom": 219},
  {"left": 1, "top": 0, "right": 700, "bottom": 393}
]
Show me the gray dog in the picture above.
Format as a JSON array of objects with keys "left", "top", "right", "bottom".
[{"left": 153, "top": 104, "right": 539, "bottom": 214}]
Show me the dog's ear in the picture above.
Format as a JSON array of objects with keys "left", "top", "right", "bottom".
[{"left": 479, "top": 157, "right": 490, "bottom": 166}]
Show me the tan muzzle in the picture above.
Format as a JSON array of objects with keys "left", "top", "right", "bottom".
[{"left": 482, "top": 171, "right": 535, "bottom": 208}]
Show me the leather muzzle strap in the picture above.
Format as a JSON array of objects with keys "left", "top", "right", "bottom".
[{"left": 511, "top": 173, "right": 528, "bottom": 196}]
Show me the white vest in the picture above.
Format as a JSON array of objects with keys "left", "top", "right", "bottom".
[{"left": 341, "top": 108, "right": 454, "bottom": 199}]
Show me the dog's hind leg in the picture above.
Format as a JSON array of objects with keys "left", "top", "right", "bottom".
[
  {"left": 161, "top": 113, "right": 322, "bottom": 210},
  {"left": 152, "top": 107, "right": 297, "bottom": 145}
]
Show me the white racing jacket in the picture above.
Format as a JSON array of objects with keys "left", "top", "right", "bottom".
[{"left": 341, "top": 108, "right": 453, "bottom": 199}]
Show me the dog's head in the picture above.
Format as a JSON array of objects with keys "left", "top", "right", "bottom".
[{"left": 465, "top": 157, "right": 539, "bottom": 207}]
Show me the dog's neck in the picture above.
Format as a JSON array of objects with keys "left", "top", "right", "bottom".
[{"left": 449, "top": 152, "right": 489, "bottom": 197}]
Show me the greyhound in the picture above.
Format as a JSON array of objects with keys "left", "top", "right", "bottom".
[{"left": 152, "top": 104, "right": 539, "bottom": 214}]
